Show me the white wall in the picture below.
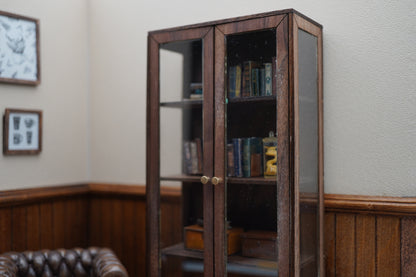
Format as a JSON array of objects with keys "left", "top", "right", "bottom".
[
  {"left": 0, "top": 0, "right": 90, "bottom": 190},
  {"left": 0, "top": 0, "right": 414, "bottom": 196},
  {"left": 88, "top": 0, "right": 416, "bottom": 196}
]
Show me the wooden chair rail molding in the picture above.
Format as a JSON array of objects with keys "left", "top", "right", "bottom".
[
  {"left": 1, "top": 183, "right": 416, "bottom": 276},
  {"left": 325, "top": 193, "right": 416, "bottom": 216}
]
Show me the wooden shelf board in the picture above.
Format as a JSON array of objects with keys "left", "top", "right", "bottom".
[
  {"left": 227, "top": 177, "right": 277, "bottom": 185},
  {"left": 160, "top": 99, "right": 203, "bottom": 108},
  {"left": 161, "top": 243, "right": 203, "bottom": 259},
  {"left": 228, "top": 95, "right": 276, "bottom": 104},
  {"left": 160, "top": 175, "right": 202, "bottom": 183}
]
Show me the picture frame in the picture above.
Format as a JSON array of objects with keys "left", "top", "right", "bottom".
[
  {"left": 0, "top": 11, "right": 40, "bottom": 85},
  {"left": 3, "top": 108, "right": 42, "bottom": 155}
]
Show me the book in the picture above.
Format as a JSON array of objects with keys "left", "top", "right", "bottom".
[
  {"left": 242, "top": 61, "right": 260, "bottom": 97},
  {"left": 251, "top": 68, "right": 260, "bottom": 96},
  {"left": 264, "top": 63, "right": 272, "bottom": 96},
  {"left": 190, "top": 141, "right": 199, "bottom": 175},
  {"left": 250, "top": 137, "right": 263, "bottom": 177},
  {"left": 228, "top": 65, "right": 242, "bottom": 98},
  {"left": 183, "top": 141, "right": 193, "bottom": 174},
  {"left": 190, "top": 82, "right": 203, "bottom": 99},
  {"left": 228, "top": 66, "right": 237, "bottom": 98},
  {"left": 235, "top": 65, "right": 242, "bottom": 97},
  {"left": 242, "top": 138, "right": 251, "bottom": 177},
  {"left": 232, "top": 138, "right": 243, "bottom": 177},
  {"left": 195, "top": 138, "right": 203, "bottom": 174},
  {"left": 259, "top": 68, "right": 265, "bottom": 96},
  {"left": 227, "top": 143, "right": 235, "bottom": 177}
]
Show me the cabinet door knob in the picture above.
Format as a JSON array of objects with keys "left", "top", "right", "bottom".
[
  {"left": 211, "top": 177, "right": 223, "bottom": 185},
  {"left": 200, "top": 176, "right": 210, "bottom": 184}
]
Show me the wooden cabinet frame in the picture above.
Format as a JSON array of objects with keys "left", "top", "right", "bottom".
[{"left": 146, "top": 9, "right": 323, "bottom": 277}]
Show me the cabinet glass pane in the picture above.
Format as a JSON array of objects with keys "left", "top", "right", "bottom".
[
  {"left": 298, "top": 29, "right": 318, "bottom": 276},
  {"left": 159, "top": 39, "right": 204, "bottom": 276},
  {"left": 225, "top": 30, "right": 278, "bottom": 276}
]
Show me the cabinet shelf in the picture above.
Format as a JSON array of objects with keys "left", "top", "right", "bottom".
[
  {"left": 160, "top": 99, "right": 202, "bottom": 108},
  {"left": 162, "top": 243, "right": 278, "bottom": 275},
  {"left": 228, "top": 95, "right": 276, "bottom": 104},
  {"left": 227, "top": 177, "right": 277, "bottom": 185},
  {"left": 160, "top": 175, "right": 202, "bottom": 183},
  {"left": 160, "top": 175, "right": 276, "bottom": 185},
  {"left": 162, "top": 243, "right": 204, "bottom": 259}
]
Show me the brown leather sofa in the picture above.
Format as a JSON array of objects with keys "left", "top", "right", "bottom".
[{"left": 0, "top": 247, "right": 128, "bottom": 277}]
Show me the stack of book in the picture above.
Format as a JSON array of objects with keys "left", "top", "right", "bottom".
[
  {"left": 228, "top": 59, "right": 276, "bottom": 99},
  {"left": 189, "top": 83, "right": 203, "bottom": 99},
  {"left": 183, "top": 138, "right": 203, "bottom": 175},
  {"left": 227, "top": 137, "right": 263, "bottom": 178}
]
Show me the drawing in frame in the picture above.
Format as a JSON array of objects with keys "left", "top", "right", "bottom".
[
  {"left": 3, "top": 108, "right": 42, "bottom": 155},
  {"left": 0, "top": 11, "right": 40, "bottom": 85}
]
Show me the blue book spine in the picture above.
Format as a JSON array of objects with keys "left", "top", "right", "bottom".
[
  {"left": 242, "top": 138, "right": 251, "bottom": 177},
  {"left": 232, "top": 138, "right": 243, "bottom": 177}
]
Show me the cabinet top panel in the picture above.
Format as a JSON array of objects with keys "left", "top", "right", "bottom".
[{"left": 148, "top": 9, "right": 322, "bottom": 35}]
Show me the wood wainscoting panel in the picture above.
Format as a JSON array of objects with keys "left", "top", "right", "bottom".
[
  {"left": 355, "top": 214, "right": 376, "bottom": 277},
  {"left": 0, "top": 185, "right": 90, "bottom": 255},
  {"left": 0, "top": 207, "right": 12, "bottom": 253},
  {"left": 88, "top": 183, "right": 181, "bottom": 276},
  {"left": 39, "top": 201, "right": 54, "bottom": 249},
  {"left": 325, "top": 194, "right": 416, "bottom": 277},
  {"left": 401, "top": 217, "right": 416, "bottom": 276},
  {"left": 376, "top": 216, "right": 401, "bottom": 277},
  {"left": 2, "top": 184, "right": 416, "bottom": 277},
  {"left": 335, "top": 213, "right": 355, "bottom": 277}
]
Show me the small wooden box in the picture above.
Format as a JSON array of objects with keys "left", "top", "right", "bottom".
[
  {"left": 241, "top": 230, "right": 277, "bottom": 260},
  {"left": 184, "top": 224, "right": 243, "bottom": 255}
]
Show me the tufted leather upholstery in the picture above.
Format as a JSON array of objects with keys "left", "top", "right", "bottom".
[{"left": 0, "top": 247, "right": 128, "bottom": 277}]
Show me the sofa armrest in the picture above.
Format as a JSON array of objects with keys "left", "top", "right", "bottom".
[
  {"left": 0, "top": 255, "right": 18, "bottom": 277},
  {"left": 92, "top": 248, "right": 129, "bottom": 277}
]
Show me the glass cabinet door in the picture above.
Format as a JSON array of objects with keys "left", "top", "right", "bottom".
[
  {"left": 215, "top": 13, "right": 323, "bottom": 277},
  {"left": 147, "top": 27, "right": 214, "bottom": 277},
  {"left": 294, "top": 14, "right": 324, "bottom": 277},
  {"left": 215, "top": 15, "right": 286, "bottom": 277}
]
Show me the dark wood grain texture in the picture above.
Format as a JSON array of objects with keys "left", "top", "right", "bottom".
[
  {"left": 12, "top": 205, "right": 27, "bottom": 251},
  {"left": 0, "top": 207, "right": 12, "bottom": 253},
  {"left": 276, "top": 15, "right": 291, "bottom": 277},
  {"left": 335, "top": 214, "right": 355, "bottom": 277},
  {"left": 324, "top": 213, "right": 335, "bottom": 277},
  {"left": 39, "top": 201, "right": 54, "bottom": 249},
  {"left": 203, "top": 27, "right": 215, "bottom": 277},
  {"left": 355, "top": 214, "right": 376, "bottom": 276},
  {"left": 2, "top": 184, "right": 416, "bottom": 277},
  {"left": 401, "top": 217, "right": 416, "bottom": 276},
  {"left": 214, "top": 25, "right": 226, "bottom": 277},
  {"left": 148, "top": 9, "right": 321, "bottom": 35},
  {"left": 376, "top": 216, "right": 400, "bottom": 277},
  {"left": 146, "top": 34, "right": 160, "bottom": 277}
]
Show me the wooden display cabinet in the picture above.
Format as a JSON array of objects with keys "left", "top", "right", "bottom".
[{"left": 147, "top": 9, "right": 323, "bottom": 277}]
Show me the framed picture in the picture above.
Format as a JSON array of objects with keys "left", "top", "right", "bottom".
[
  {"left": 3, "top": 108, "right": 42, "bottom": 155},
  {"left": 0, "top": 11, "right": 40, "bottom": 85}
]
